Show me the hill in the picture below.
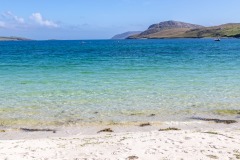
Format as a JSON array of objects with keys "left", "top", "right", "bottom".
[
  {"left": 111, "top": 31, "right": 142, "bottom": 39},
  {"left": 127, "top": 21, "right": 240, "bottom": 39},
  {"left": 183, "top": 23, "right": 240, "bottom": 38},
  {"left": 0, "top": 36, "right": 31, "bottom": 41}
]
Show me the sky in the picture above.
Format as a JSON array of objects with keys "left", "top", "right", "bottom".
[{"left": 0, "top": 0, "right": 240, "bottom": 40}]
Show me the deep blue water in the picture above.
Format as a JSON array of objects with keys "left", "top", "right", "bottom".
[{"left": 0, "top": 39, "right": 240, "bottom": 126}]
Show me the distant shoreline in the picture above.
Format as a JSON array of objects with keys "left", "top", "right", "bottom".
[
  {"left": 0, "top": 36, "right": 32, "bottom": 41},
  {"left": 1, "top": 37, "right": 239, "bottom": 41},
  {"left": 111, "top": 21, "right": 240, "bottom": 39}
]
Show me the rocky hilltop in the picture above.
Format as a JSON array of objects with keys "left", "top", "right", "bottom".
[
  {"left": 127, "top": 20, "right": 240, "bottom": 39},
  {"left": 112, "top": 31, "right": 142, "bottom": 39},
  {"left": 140, "top": 21, "right": 203, "bottom": 36}
]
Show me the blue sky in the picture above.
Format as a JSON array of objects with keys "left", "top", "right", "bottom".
[{"left": 0, "top": 0, "right": 240, "bottom": 39}]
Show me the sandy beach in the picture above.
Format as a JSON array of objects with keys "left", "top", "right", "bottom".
[
  {"left": 0, "top": 121, "right": 239, "bottom": 160},
  {"left": 1, "top": 0, "right": 240, "bottom": 159}
]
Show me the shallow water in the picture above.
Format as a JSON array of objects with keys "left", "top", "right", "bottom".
[{"left": 0, "top": 39, "right": 240, "bottom": 127}]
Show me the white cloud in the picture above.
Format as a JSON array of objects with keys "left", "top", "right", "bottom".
[
  {"left": 0, "top": 11, "right": 25, "bottom": 29},
  {"left": 4, "top": 11, "right": 25, "bottom": 24},
  {"left": 30, "top": 13, "right": 58, "bottom": 28},
  {"left": 0, "top": 11, "right": 60, "bottom": 30}
]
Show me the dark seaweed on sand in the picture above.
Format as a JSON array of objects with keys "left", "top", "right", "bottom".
[
  {"left": 191, "top": 117, "right": 237, "bottom": 124},
  {"left": 20, "top": 128, "right": 56, "bottom": 133},
  {"left": 97, "top": 128, "right": 114, "bottom": 133}
]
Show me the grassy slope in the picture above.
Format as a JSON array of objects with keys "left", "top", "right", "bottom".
[
  {"left": 128, "top": 23, "right": 240, "bottom": 39},
  {"left": 183, "top": 24, "right": 240, "bottom": 38},
  {"left": 131, "top": 28, "right": 190, "bottom": 39}
]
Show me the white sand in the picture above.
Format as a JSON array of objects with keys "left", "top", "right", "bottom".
[{"left": 0, "top": 126, "right": 240, "bottom": 160}]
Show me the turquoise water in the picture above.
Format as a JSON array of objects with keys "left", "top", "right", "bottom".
[{"left": 0, "top": 39, "right": 240, "bottom": 126}]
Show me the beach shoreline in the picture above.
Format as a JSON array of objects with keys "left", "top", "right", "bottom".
[
  {"left": 0, "top": 121, "right": 239, "bottom": 159},
  {"left": 0, "top": 119, "right": 239, "bottom": 139}
]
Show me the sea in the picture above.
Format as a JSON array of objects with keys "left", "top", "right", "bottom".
[{"left": 0, "top": 39, "right": 240, "bottom": 127}]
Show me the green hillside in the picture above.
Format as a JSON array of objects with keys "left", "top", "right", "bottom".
[{"left": 127, "top": 21, "right": 240, "bottom": 39}]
